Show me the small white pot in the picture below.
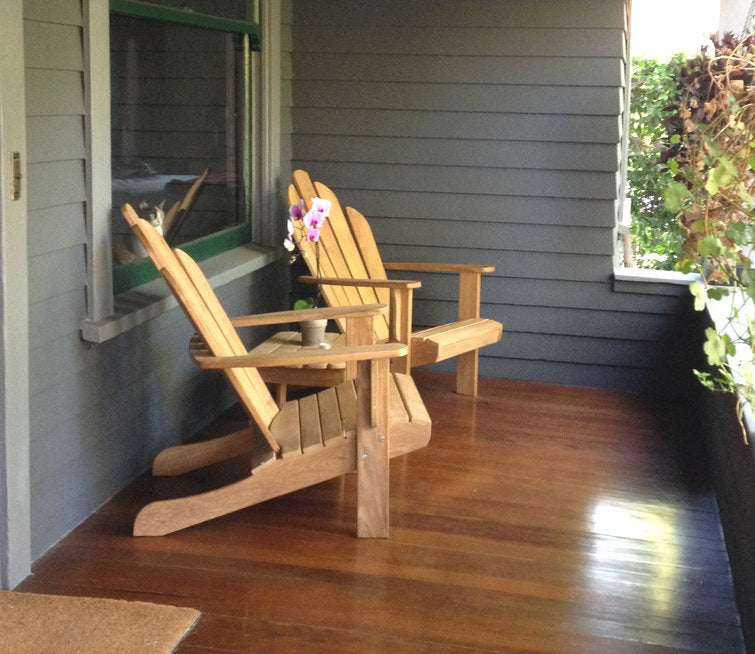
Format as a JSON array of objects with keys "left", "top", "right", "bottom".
[{"left": 300, "top": 318, "right": 327, "bottom": 347}]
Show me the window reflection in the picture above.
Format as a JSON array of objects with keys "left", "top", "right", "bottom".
[{"left": 110, "top": 14, "right": 246, "bottom": 262}]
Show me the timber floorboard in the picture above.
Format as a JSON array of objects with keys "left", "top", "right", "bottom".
[{"left": 17, "top": 371, "right": 745, "bottom": 653}]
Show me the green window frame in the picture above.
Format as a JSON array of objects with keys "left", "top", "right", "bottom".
[{"left": 109, "top": 0, "right": 260, "bottom": 295}]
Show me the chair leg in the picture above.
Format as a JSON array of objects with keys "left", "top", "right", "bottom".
[
  {"left": 356, "top": 359, "right": 390, "bottom": 538},
  {"left": 134, "top": 436, "right": 356, "bottom": 536},
  {"left": 135, "top": 422, "right": 428, "bottom": 537},
  {"left": 275, "top": 383, "right": 287, "bottom": 406},
  {"left": 456, "top": 350, "right": 479, "bottom": 396},
  {"left": 151, "top": 428, "right": 254, "bottom": 476}
]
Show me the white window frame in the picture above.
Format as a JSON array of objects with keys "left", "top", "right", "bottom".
[{"left": 613, "top": 0, "right": 695, "bottom": 290}]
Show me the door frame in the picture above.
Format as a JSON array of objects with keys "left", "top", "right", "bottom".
[{"left": 0, "top": 0, "right": 31, "bottom": 589}]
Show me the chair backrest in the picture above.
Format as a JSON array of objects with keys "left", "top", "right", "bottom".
[
  {"left": 288, "top": 169, "right": 391, "bottom": 341},
  {"left": 122, "top": 203, "right": 281, "bottom": 454}
]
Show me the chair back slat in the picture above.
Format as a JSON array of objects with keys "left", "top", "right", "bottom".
[
  {"left": 310, "top": 182, "right": 376, "bottom": 286},
  {"left": 289, "top": 170, "right": 390, "bottom": 341},
  {"left": 314, "top": 182, "right": 389, "bottom": 341},
  {"left": 288, "top": 181, "right": 354, "bottom": 320},
  {"left": 122, "top": 204, "right": 281, "bottom": 452},
  {"left": 344, "top": 205, "right": 390, "bottom": 304},
  {"left": 174, "top": 250, "right": 281, "bottom": 430}
]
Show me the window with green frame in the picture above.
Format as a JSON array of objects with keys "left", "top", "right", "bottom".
[{"left": 109, "top": 0, "right": 260, "bottom": 294}]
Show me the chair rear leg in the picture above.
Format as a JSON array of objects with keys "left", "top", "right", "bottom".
[
  {"left": 151, "top": 428, "right": 254, "bottom": 476},
  {"left": 275, "top": 383, "right": 287, "bottom": 406}
]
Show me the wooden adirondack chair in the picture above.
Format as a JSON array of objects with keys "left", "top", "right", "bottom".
[
  {"left": 121, "top": 203, "right": 431, "bottom": 538},
  {"left": 288, "top": 170, "right": 503, "bottom": 397}
]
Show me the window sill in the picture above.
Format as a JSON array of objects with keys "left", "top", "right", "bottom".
[
  {"left": 80, "top": 244, "right": 278, "bottom": 343},
  {"left": 612, "top": 266, "right": 701, "bottom": 295}
]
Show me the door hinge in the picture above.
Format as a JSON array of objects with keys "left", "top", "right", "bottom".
[{"left": 10, "top": 152, "right": 21, "bottom": 200}]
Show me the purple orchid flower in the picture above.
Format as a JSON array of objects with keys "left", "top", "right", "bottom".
[
  {"left": 304, "top": 199, "right": 330, "bottom": 228},
  {"left": 289, "top": 199, "right": 305, "bottom": 220},
  {"left": 285, "top": 196, "right": 330, "bottom": 245},
  {"left": 285, "top": 197, "right": 330, "bottom": 307},
  {"left": 304, "top": 211, "right": 325, "bottom": 231},
  {"left": 302, "top": 197, "right": 330, "bottom": 242},
  {"left": 311, "top": 197, "right": 331, "bottom": 216}
]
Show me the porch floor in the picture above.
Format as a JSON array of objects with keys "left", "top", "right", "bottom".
[{"left": 17, "top": 371, "right": 745, "bottom": 653}]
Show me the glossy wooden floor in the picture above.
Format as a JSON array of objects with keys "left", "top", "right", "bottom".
[{"left": 17, "top": 371, "right": 745, "bottom": 654}]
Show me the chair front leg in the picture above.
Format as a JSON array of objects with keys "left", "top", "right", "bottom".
[
  {"left": 356, "top": 357, "right": 390, "bottom": 537},
  {"left": 345, "top": 314, "right": 375, "bottom": 380}
]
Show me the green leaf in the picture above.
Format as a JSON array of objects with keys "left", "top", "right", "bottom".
[
  {"left": 707, "top": 287, "right": 731, "bottom": 301},
  {"left": 707, "top": 139, "right": 724, "bottom": 159},
  {"left": 726, "top": 221, "right": 755, "bottom": 245},
  {"left": 662, "top": 181, "right": 691, "bottom": 212},
  {"left": 676, "top": 258, "right": 697, "bottom": 274},
  {"left": 705, "top": 156, "right": 738, "bottom": 195},
  {"left": 698, "top": 235, "right": 725, "bottom": 258},
  {"left": 727, "top": 221, "right": 744, "bottom": 242},
  {"left": 737, "top": 184, "right": 755, "bottom": 209},
  {"left": 742, "top": 265, "right": 755, "bottom": 300},
  {"left": 694, "top": 369, "right": 715, "bottom": 390},
  {"left": 689, "top": 281, "right": 708, "bottom": 311},
  {"left": 703, "top": 327, "right": 734, "bottom": 366},
  {"left": 293, "top": 298, "right": 316, "bottom": 310}
]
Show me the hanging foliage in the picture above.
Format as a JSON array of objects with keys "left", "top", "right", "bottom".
[{"left": 663, "top": 32, "right": 755, "bottom": 435}]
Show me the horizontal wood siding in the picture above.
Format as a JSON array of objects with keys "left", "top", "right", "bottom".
[
  {"left": 287, "top": 0, "right": 690, "bottom": 393},
  {"left": 22, "top": 2, "right": 287, "bottom": 558}
]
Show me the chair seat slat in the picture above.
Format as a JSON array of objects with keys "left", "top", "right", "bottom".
[
  {"left": 298, "top": 393, "right": 322, "bottom": 450},
  {"left": 318, "top": 387, "right": 345, "bottom": 442}
]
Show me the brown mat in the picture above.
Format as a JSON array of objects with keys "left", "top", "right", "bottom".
[{"left": 0, "top": 591, "right": 199, "bottom": 654}]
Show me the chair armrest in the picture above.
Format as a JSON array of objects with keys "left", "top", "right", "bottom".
[
  {"left": 229, "top": 303, "right": 387, "bottom": 328},
  {"left": 299, "top": 276, "right": 416, "bottom": 367},
  {"left": 384, "top": 263, "right": 494, "bottom": 321},
  {"left": 384, "top": 262, "right": 495, "bottom": 274},
  {"left": 299, "top": 275, "right": 422, "bottom": 290},
  {"left": 190, "top": 339, "right": 407, "bottom": 369}
]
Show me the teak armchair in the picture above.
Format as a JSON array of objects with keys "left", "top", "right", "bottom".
[
  {"left": 288, "top": 170, "right": 503, "bottom": 396},
  {"left": 121, "top": 203, "right": 431, "bottom": 538}
]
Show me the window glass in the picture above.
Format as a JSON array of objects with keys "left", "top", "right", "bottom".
[{"left": 110, "top": 11, "right": 249, "bottom": 290}]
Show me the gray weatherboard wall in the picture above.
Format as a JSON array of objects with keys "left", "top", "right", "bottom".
[
  {"left": 286, "top": 0, "right": 696, "bottom": 395},
  {"left": 23, "top": 0, "right": 288, "bottom": 559}
]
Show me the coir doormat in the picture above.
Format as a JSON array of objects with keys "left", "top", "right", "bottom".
[{"left": 0, "top": 590, "right": 199, "bottom": 653}]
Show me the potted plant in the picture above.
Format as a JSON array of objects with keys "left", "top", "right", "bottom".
[
  {"left": 664, "top": 32, "right": 755, "bottom": 435},
  {"left": 285, "top": 197, "right": 331, "bottom": 346}
]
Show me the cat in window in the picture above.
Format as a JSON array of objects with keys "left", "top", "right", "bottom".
[{"left": 112, "top": 200, "right": 165, "bottom": 264}]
